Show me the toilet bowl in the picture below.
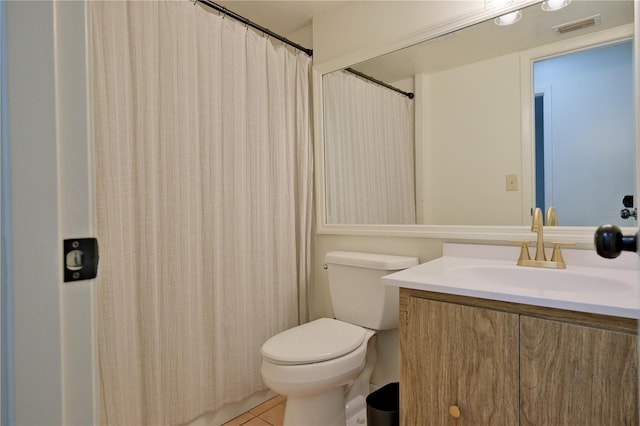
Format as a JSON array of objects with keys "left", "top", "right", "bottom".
[
  {"left": 260, "top": 251, "right": 418, "bottom": 426},
  {"left": 261, "top": 318, "right": 375, "bottom": 425}
]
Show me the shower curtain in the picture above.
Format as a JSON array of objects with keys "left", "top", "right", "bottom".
[
  {"left": 323, "top": 70, "right": 416, "bottom": 224},
  {"left": 90, "top": 1, "right": 312, "bottom": 424}
]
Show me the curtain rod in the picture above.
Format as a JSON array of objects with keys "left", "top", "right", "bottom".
[
  {"left": 195, "top": 0, "right": 314, "bottom": 57},
  {"left": 194, "top": 1, "right": 412, "bottom": 98},
  {"left": 345, "top": 68, "right": 414, "bottom": 99}
]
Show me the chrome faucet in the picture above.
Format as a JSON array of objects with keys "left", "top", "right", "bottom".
[{"left": 515, "top": 206, "right": 572, "bottom": 269}]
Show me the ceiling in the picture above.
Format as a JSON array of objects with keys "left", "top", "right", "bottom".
[
  {"left": 213, "top": 1, "right": 347, "bottom": 41},
  {"left": 352, "top": 0, "right": 634, "bottom": 83},
  {"left": 209, "top": 1, "right": 634, "bottom": 81}
]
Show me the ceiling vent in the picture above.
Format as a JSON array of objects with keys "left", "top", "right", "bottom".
[{"left": 553, "top": 14, "right": 601, "bottom": 34}]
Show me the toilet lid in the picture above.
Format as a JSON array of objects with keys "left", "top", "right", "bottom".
[{"left": 261, "top": 318, "right": 367, "bottom": 365}]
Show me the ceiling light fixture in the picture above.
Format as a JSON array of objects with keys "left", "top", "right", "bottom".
[
  {"left": 541, "top": 0, "right": 572, "bottom": 12},
  {"left": 494, "top": 10, "right": 522, "bottom": 26}
]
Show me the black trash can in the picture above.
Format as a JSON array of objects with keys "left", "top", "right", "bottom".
[{"left": 366, "top": 382, "right": 399, "bottom": 426}]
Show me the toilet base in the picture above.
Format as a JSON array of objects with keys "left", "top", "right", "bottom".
[
  {"left": 284, "top": 387, "right": 346, "bottom": 426},
  {"left": 346, "top": 395, "right": 367, "bottom": 425}
]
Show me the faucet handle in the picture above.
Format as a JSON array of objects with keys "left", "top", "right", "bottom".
[
  {"left": 510, "top": 240, "right": 532, "bottom": 264},
  {"left": 549, "top": 241, "right": 575, "bottom": 267},
  {"left": 545, "top": 207, "right": 558, "bottom": 226}
]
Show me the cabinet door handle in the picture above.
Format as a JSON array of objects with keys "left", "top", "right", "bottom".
[{"left": 449, "top": 405, "right": 461, "bottom": 418}]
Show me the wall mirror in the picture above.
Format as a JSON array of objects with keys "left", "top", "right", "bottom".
[{"left": 316, "top": 0, "right": 636, "bottom": 242}]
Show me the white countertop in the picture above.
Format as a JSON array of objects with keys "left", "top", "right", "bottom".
[{"left": 382, "top": 243, "right": 640, "bottom": 319}]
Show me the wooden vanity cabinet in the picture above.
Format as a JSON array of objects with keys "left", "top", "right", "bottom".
[
  {"left": 400, "top": 288, "right": 639, "bottom": 426},
  {"left": 401, "top": 295, "right": 519, "bottom": 425},
  {"left": 520, "top": 316, "right": 638, "bottom": 425}
]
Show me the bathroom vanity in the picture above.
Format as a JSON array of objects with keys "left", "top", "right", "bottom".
[
  {"left": 399, "top": 288, "right": 637, "bottom": 425},
  {"left": 383, "top": 244, "right": 639, "bottom": 425}
]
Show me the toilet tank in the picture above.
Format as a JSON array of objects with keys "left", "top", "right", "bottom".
[{"left": 325, "top": 251, "right": 419, "bottom": 330}]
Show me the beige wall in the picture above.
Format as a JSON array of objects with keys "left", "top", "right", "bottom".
[
  {"left": 309, "top": 0, "right": 504, "bottom": 321},
  {"left": 421, "top": 52, "right": 523, "bottom": 226}
]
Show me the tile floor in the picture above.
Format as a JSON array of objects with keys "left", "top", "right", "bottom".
[{"left": 222, "top": 395, "right": 286, "bottom": 426}]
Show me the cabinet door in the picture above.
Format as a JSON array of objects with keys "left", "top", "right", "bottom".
[
  {"left": 401, "top": 297, "right": 519, "bottom": 425},
  {"left": 520, "top": 316, "right": 638, "bottom": 426}
]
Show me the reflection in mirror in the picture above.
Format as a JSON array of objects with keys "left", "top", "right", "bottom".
[
  {"left": 322, "top": 0, "right": 635, "bottom": 227},
  {"left": 323, "top": 70, "right": 416, "bottom": 224},
  {"left": 533, "top": 40, "right": 634, "bottom": 226}
]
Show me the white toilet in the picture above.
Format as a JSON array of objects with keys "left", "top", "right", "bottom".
[{"left": 260, "top": 251, "right": 418, "bottom": 426}]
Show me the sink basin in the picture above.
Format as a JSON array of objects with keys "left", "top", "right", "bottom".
[
  {"left": 382, "top": 243, "right": 639, "bottom": 318},
  {"left": 446, "top": 265, "right": 631, "bottom": 294}
]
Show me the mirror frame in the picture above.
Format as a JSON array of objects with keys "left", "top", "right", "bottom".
[{"left": 312, "top": 0, "right": 639, "bottom": 244}]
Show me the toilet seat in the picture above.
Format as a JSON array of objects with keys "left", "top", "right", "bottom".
[{"left": 261, "top": 318, "right": 366, "bottom": 365}]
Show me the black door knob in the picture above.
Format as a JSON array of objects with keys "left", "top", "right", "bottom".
[{"left": 594, "top": 224, "right": 637, "bottom": 258}]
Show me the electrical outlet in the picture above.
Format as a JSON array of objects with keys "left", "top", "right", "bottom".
[{"left": 506, "top": 174, "right": 518, "bottom": 191}]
